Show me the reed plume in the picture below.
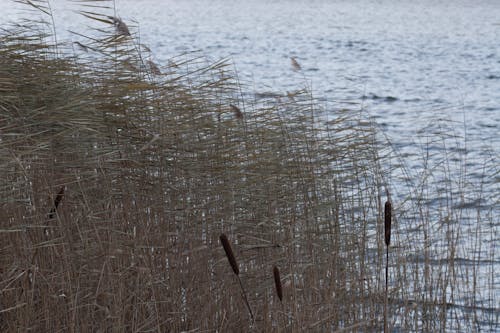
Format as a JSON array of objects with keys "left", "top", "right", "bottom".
[
  {"left": 290, "top": 57, "right": 301, "bottom": 71},
  {"left": 273, "top": 266, "right": 283, "bottom": 302},
  {"left": 109, "top": 16, "right": 131, "bottom": 36},
  {"left": 147, "top": 60, "right": 161, "bottom": 75},
  {"left": 230, "top": 104, "right": 243, "bottom": 119}
]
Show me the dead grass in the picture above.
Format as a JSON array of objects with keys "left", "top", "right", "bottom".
[{"left": 0, "top": 1, "right": 497, "bottom": 332}]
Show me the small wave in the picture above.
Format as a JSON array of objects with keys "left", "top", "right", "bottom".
[
  {"left": 452, "top": 199, "right": 483, "bottom": 209},
  {"left": 479, "top": 122, "right": 497, "bottom": 128},
  {"left": 406, "top": 255, "right": 500, "bottom": 266},
  {"left": 254, "top": 91, "right": 283, "bottom": 99},
  {"left": 362, "top": 93, "right": 398, "bottom": 102}
]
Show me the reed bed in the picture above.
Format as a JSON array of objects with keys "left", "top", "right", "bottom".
[{"left": 0, "top": 1, "right": 497, "bottom": 332}]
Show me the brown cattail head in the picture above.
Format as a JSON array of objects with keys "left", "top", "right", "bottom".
[
  {"left": 48, "top": 186, "right": 65, "bottom": 219},
  {"left": 54, "top": 186, "right": 65, "bottom": 208},
  {"left": 219, "top": 234, "right": 239, "bottom": 275},
  {"left": 273, "top": 266, "right": 283, "bottom": 302},
  {"left": 384, "top": 200, "right": 392, "bottom": 247}
]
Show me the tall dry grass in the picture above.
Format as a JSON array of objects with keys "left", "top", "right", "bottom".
[{"left": 0, "top": 1, "right": 497, "bottom": 332}]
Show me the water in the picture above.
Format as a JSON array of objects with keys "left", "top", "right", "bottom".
[
  {"left": 4, "top": 0, "right": 497, "bottom": 189},
  {"left": 1, "top": 0, "right": 499, "bottom": 330}
]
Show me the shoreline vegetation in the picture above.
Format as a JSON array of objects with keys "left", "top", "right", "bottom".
[{"left": 1, "top": 1, "right": 498, "bottom": 332}]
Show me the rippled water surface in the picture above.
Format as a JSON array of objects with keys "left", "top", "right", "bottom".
[
  {"left": 2, "top": 0, "right": 499, "bottom": 330},
  {"left": 4, "top": 0, "right": 498, "bottom": 184},
  {"left": 112, "top": 0, "right": 500, "bottom": 212}
]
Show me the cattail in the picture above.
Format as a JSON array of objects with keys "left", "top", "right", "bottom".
[
  {"left": 291, "top": 57, "right": 301, "bottom": 71},
  {"left": 273, "top": 266, "right": 283, "bottom": 302},
  {"left": 384, "top": 201, "right": 392, "bottom": 247},
  {"left": 384, "top": 200, "right": 392, "bottom": 333},
  {"left": 48, "top": 186, "right": 65, "bottom": 219},
  {"left": 219, "top": 233, "right": 254, "bottom": 321},
  {"left": 230, "top": 104, "right": 243, "bottom": 119},
  {"left": 219, "top": 233, "right": 239, "bottom": 275}
]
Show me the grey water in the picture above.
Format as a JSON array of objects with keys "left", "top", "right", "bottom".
[
  {"left": 2, "top": 0, "right": 499, "bottom": 330},
  {"left": 6, "top": 0, "right": 497, "bottom": 200}
]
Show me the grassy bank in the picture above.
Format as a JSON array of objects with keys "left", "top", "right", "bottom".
[{"left": 0, "top": 1, "right": 497, "bottom": 332}]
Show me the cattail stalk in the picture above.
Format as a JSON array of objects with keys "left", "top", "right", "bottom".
[
  {"left": 219, "top": 233, "right": 254, "bottom": 321},
  {"left": 273, "top": 266, "right": 283, "bottom": 302},
  {"left": 384, "top": 200, "right": 392, "bottom": 333}
]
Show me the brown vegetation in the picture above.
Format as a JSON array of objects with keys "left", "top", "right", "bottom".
[{"left": 0, "top": 1, "right": 497, "bottom": 332}]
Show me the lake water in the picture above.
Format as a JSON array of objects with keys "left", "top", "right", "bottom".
[
  {"left": 2, "top": 0, "right": 499, "bottom": 330},
  {"left": 4, "top": 0, "right": 497, "bottom": 197}
]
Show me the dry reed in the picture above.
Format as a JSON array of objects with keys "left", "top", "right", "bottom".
[
  {"left": 0, "top": 2, "right": 496, "bottom": 332},
  {"left": 230, "top": 104, "right": 243, "bottom": 119},
  {"left": 290, "top": 57, "right": 301, "bottom": 71},
  {"left": 147, "top": 60, "right": 161, "bottom": 75},
  {"left": 109, "top": 16, "right": 131, "bottom": 36}
]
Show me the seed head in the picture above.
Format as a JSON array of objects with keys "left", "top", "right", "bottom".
[
  {"left": 219, "top": 233, "right": 239, "bottom": 275},
  {"left": 273, "top": 266, "right": 283, "bottom": 302},
  {"left": 384, "top": 201, "right": 392, "bottom": 247}
]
